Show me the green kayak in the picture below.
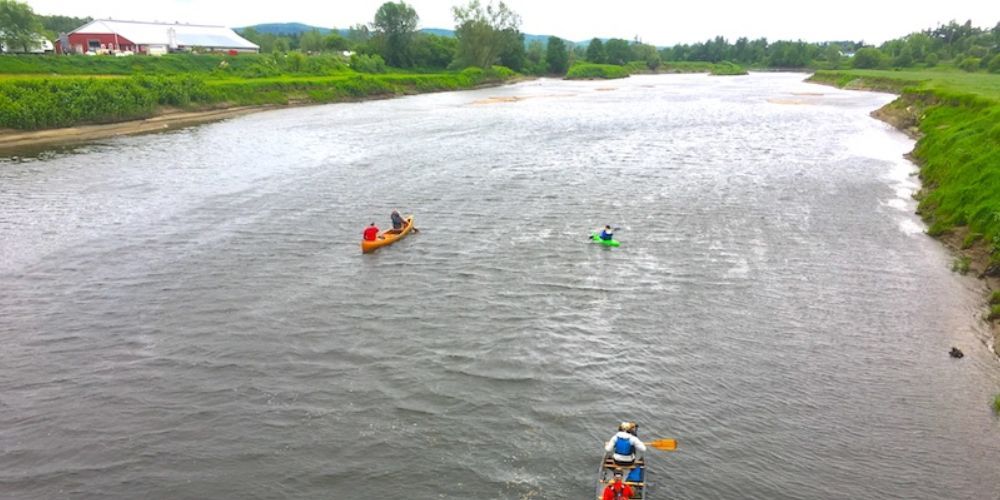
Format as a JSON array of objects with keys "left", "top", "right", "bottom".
[{"left": 591, "top": 233, "right": 620, "bottom": 247}]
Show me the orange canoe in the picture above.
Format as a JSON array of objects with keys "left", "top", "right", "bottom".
[{"left": 361, "top": 216, "right": 415, "bottom": 253}]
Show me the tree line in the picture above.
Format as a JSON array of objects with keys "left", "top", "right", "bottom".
[
  {"left": 236, "top": 5, "right": 1000, "bottom": 75},
  {"left": 2, "top": 0, "right": 998, "bottom": 75}
]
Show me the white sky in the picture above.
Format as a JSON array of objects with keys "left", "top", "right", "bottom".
[{"left": 26, "top": 0, "right": 999, "bottom": 46}]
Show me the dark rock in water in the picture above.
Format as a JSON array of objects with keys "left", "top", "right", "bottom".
[{"left": 949, "top": 347, "right": 964, "bottom": 359}]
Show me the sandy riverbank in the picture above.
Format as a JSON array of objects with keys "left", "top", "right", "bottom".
[{"left": 0, "top": 106, "right": 278, "bottom": 156}]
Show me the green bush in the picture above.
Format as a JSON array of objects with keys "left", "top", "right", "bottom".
[
  {"left": 924, "top": 53, "right": 939, "bottom": 67},
  {"left": 486, "top": 65, "right": 515, "bottom": 80},
  {"left": 659, "top": 61, "right": 717, "bottom": 73},
  {"left": 989, "top": 290, "right": 1000, "bottom": 305},
  {"left": 711, "top": 62, "right": 748, "bottom": 75},
  {"left": 0, "top": 75, "right": 215, "bottom": 129},
  {"left": 989, "top": 54, "right": 1000, "bottom": 74},
  {"left": 852, "top": 48, "right": 885, "bottom": 69},
  {"left": 958, "top": 57, "right": 982, "bottom": 72},
  {"left": 993, "top": 394, "right": 1000, "bottom": 414},
  {"left": 565, "top": 63, "right": 629, "bottom": 80},
  {"left": 350, "top": 54, "right": 387, "bottom": 74},
  {"left": 989, "top": 304, "right": 1000, "bottom": 321}
]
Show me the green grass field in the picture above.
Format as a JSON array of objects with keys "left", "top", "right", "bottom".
[{"left": 825, "top": 68, "right": 1000, "bottom": 100}]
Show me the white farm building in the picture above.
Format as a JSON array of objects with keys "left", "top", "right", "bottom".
[{"left": 57, "top": 19, "right": 259, "bottom": 55}]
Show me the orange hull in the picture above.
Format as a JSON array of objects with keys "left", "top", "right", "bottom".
[{"left": 361, "top": 216, "right": 414, "bottom": 253}]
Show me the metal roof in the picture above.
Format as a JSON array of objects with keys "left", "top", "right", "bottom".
[{"left": 73, "top": 19, "right": 258, "bottom": 50}]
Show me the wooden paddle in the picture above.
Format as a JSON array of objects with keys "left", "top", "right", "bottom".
[{"left": 646, "top": 439, "right": 677, "bottom": 451}]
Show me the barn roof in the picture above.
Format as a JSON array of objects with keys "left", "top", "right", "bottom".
[{"left": 73, "top": 19, "right": 258, "bottom": 50}]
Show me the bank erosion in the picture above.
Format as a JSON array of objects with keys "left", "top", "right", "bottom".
[{"left": 809, "top": 69, "right": 1000, "bottom": 352}]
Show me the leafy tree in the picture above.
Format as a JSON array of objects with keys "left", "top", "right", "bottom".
[
  {"left": 546, "top": 36, "right": 568, "bottom": 74},
  {"left": 497, "top": 29, "right": 526, "bottom": 71},
  {"left": 240, "top": 28, "right": 296, "bottom": 54},
  {"left": 347, "top": 23, "right": 371, "bottom": 45},
  {"left": 604, "top": 38, "right": 630, "bottom": 65},
  {"left": 371, "top": 1, "right": 419, "bottom": 67},
  {"left": 586, "top": 38, "right": 606, "bottom": 63},
  {"left": 524, "top": 39, "right": 546, "bottom": 74},
  {"left": 273, "top": 37, "right": 290, "bottom": 53},
  {"left": 893, "top": 45, "right": 913, "bottom": 67},
  {"left": 300, "top": 29, "right": 325, "bottom": 53},
  {"left": 852, "top": 47, "right": 884, "bottom": 69},
  {"left": 0, "top": 0, "right": 42, "bottom": 53},
  {"left": 631, "top": 42, "right": 660, "bottom": 69},
  {"left": 37, "top": 14, "right": 90, "bottom": 38},
  {"left": 452, "top": 0, "right": 521, "bottom": 69},
  {"left": 325, "top": 32, "right": 349, "bottom": 51},
  {"left": 732, "top": 37, "right": 750, "bottom": 63},
  {"left": 410, "top": 33, "right": 456, "bottom": 69},
  {"left": 904, "top": 32, "right": 932, "bottom": 62},
  {"left": 821, "top": 44, "right": 842, "bottom": 68}
]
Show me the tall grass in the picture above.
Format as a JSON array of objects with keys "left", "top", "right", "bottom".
[
  {"left": 0, "top": 53, "right": 350, "bottom": 78},
  {"left": 0, "top": 67, "right": 515, "bottom": 130}
]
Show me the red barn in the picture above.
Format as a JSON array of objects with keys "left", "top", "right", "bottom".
[{"left": 57, "top": 19, "right": 258, "bottom": 55}]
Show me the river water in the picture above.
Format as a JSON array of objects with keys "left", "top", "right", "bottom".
[{"left": 1, "top": 73, "right": 998, "bottom": 499}]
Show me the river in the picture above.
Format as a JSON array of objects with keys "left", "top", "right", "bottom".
[{"left": 1, "top": 73, "right": 998, "bottom": 499}]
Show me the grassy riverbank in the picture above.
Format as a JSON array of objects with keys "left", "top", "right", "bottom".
[
  {"left": 564, "top": 60, "right": 749, "bottom": 80},
  {"left": 0, "top": 54, "right": 516, "bottom": 132},
  {"left": 809, "top": 69, "right": 1000, "bottom": 352}
]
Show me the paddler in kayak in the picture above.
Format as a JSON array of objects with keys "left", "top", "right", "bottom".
[
  {"left": 605, "top": 422, "right": 645, "bottom": 465},
  {"left": 387, "top": 210, "right": 419, "bottom": 234},
  {"left": 363, "top": 222, "right": 379, "bottom": 241},
  {"left": 602, "top": 470, "right": 633, "bottom": 500},
  {"left": 598, "top": 225, "right": 614, "bottom": 241},
  {"left": 389, "top": 210, "right": 405, "bottom": 232}
]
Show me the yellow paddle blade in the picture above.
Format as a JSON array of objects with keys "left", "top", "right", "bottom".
[{"left": 648, "top": 439, "right": 677, "bottom": 451}]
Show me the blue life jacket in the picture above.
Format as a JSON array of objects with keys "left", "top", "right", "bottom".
[
  {"left": 627, "top": 466, "right": 643, "bottom": 482},
  {"left": 614, "top": 436, "right": 634, "bottom": 456},
  {"left": 600, "top": 230, "right": 613, "bottom": 241}
]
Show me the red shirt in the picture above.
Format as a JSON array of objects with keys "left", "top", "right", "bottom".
[
  {"left": 602, "top": 481, "right": 633, "bottom": 500},
  {"left": 363, "top": 226, "right": 379, "bottom": 241}
]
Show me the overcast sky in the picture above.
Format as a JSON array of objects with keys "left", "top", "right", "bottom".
[{"left": 26, "top": 0, "right": 999, "bottom": 46}]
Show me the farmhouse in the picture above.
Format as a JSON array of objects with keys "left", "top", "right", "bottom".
[{"left": 57, "top": 19, "right": 258, "bottom": 55}]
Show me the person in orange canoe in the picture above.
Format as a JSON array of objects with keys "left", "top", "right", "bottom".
[
  {"left": 387, "top": 209, "right": 419, "bottom": 234},
  {"left": 362, "top": 222, "right": 379, "bottom": 241},
  {"left": 602, "top": 470, "right": 633, "bottom": 500}
]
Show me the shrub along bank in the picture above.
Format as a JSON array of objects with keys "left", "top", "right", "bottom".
[
  {"left": 0, "top": 66, "right": 515, "bottom": 130},
  {"left": 565, "top": 60, "right": 749, "bottom": 80}
]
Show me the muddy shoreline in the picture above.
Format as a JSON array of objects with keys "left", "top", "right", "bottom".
[
  {"left": 0, "top": 78, "right": 526, "bottom": 156},
  {"left": 0, "top": 106, "right": 280, "bottom": 156},
  {"left": 808, "top": 74, "right": 999, "bottom": 355}
]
